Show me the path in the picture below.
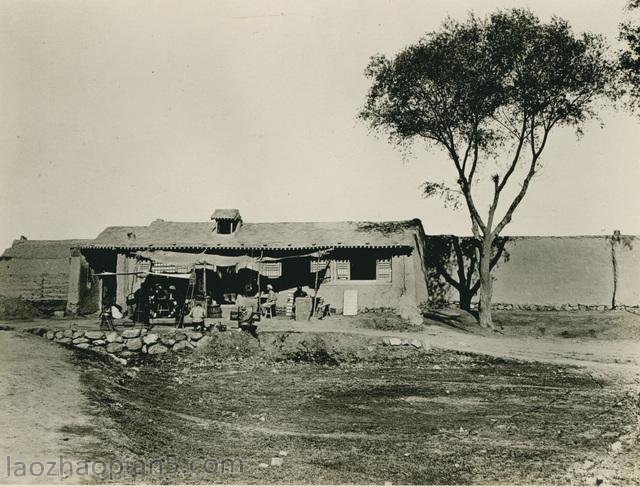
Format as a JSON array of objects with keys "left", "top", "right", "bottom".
[
  {"left": 0, "top": 332, "right": 100, "bottom": 483},
  {"left": 259, "top": 317, "right": 640, "bottom": 382}
]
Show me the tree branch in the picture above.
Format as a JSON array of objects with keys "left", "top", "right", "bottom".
[
  {"left": 492, "top": 124, "right": 551, "bottom": 238},
  {"left": 497, "top": 115, "right": 528, "bottom": 193}
]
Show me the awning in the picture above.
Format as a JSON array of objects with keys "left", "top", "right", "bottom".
[
  {"left": 135, "top": 249, "right": 332, "bottom": 269},
  {"left": 136, "top": 250, "right": 257, "bottom": 268}
]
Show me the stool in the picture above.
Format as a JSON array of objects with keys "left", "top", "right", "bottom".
[{"left": 262, "top": 305, "right": 273, "bottom": 318}]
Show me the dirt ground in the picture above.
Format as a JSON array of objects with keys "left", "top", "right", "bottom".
[
  {"left": 1, "top": 309, "right": 639, "bottom": 484},
  {"left": 0, "top": 332, "right": 103, "bottom": 483}
]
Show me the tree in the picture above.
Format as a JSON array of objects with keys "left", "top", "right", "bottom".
[
  {"left": 619, "top": 0, "right": 640, "bottom": 110},
  {"left": 360, "top": 9, "right": 616, "bottom": 329},
  {"left": 425, "top": 235, "right": 509, "bottom": 312}
]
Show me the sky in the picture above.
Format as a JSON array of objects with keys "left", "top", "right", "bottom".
[{"left": 1, "top": 0, "right": 639, "bottom": 251}]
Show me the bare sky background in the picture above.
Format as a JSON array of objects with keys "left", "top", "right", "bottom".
[{"left": 1, "top": 0, "right": 639, "bottom": 251}]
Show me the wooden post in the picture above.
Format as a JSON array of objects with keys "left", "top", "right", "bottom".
[{"left": 257, "top": 250, "right": 263, "bottom": 314}]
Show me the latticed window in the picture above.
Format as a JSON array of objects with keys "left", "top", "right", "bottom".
[
  {"left": 310, "top": 260, "right": 332, "bottom": 282},
  {"left": 152, "top": 263, "right": 176, "bottom": 273},
  {"left": 261, "top": 262, "right": 282, "bottom": 278},
  {"left": 335, "top": 260, "right": 350, "bottom": 280},
  {"left": 376, "top": 259, "right": 392, "bottom": 283}
]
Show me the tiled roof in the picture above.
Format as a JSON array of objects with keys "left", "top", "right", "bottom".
[
  {"left": 81, "top": 219, "right": 424, "bottom": 250},
  {"left": 211, "top": 209, "right": 241, "bottom": 220}
]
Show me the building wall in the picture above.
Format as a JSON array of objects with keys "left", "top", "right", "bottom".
[
  {"left": 0, "top": 240, "right": 89, "bottom": 306},
  {"left": 426, "top": 235, "right": 640, "bottom": 308},
  {"left": 0, "top": 258, "right": 70, "bottom": 301},
  {"left": 311, "top": 254, "right": 410, "bottom": 312}
]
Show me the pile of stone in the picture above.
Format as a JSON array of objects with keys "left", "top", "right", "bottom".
[
  {"left": 38, "top": 326, "right": 214, "bottom": 361},
  {"left": 379, "top": 336, "right": 429, "bottom": 349}
]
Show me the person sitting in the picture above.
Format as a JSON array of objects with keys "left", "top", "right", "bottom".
[
  {"left": 293, "top": 286, "right": 308, "bottom": 299},
  {"left": 261, "top": 284, "right": 277, "bottom": 317}
]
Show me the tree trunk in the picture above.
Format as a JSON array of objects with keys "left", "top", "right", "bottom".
[
  {"left": 478, "top": 238, "right": 494, "bottom": 329},
  {"left": 459, "top": 288, "right": 473, "bottom": 312}
]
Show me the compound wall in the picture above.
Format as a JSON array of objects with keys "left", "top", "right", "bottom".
[{"left": 426, "top": 235, "right": 640, "bottom": 308}]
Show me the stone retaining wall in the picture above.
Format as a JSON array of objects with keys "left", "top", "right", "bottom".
[
  {"left": 29, "top": 326, "right": 213, "bottom": 364},
  {"left": 449, "top": 301, "right": 640, "bottom": 313}
]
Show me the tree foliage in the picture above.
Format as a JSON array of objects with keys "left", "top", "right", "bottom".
[
  {"left": 360, "top": 9, "right": 616, "bottom": 326},
  {"left": 620, "top": 1, "right": 640, "bottom": 110}
]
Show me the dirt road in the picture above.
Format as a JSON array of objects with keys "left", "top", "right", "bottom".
[
  {"left": 261, "top": 318, "right": 640, "bottom": 381},
  {"left": 0, "top": 331, "right": 100, "bottom": 483}
]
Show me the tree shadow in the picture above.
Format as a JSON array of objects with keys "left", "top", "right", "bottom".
[{"left": 424, "top": 236, "right": 510, "bottom": 312}]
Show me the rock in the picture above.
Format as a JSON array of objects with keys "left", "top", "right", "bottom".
[
  {"left": 119, "top": 350, "right": 136, "bottom": 358},
  {"left": 72, "top": 337, "right": 90, "bottom": 345},
  {"left": 85, "top": 331, "right": 104, "bottom": 340},
  {"left": 270, "top": 457, "right": 283, "bottom": 467},
  {"left": 389, "top": 337, "right": 402, "bottom": 346},
  {"left": 433, "top": 365, "right": 441, "bottom": 370},
  {"left": 173, "top": 340, "right": 194, "bottom": 352},
  {"left": 278, "top": 450, "right": 288, "bottom": 457},
  {"left": 55, "top": 331, "right": 65, "bottom": 339},
  {"left": 258, "top": 463, "right": 269, "bottom": 469},
  {"left": 583, "top": 460, "right": 595, "bottom": 470},
  {"left": 107, "top": 353, "right": 128, "bottom": 366},
  {"left": 46, "top": 331, "right": 55, "bottom": 340},
  {"left": 91, "top": 346, "right": 106, "bottom": 354},
  {"left": 122, "top": 329, "right": 141, "bottom": 339},
  {"left": 610, "top": 441, "right": 622, "bottom": 452},
  {"left": 72, "top": 330, "right": 85, "bottom": 339},
  {"left": 410, "top": 339, "right": 422, "bottom": 349},
  {"left": 125, "top": 338, "right": 143, "bottom": 351},
  {"left": 142, "top": 345, "right": 147, "bottom": 354},
  {"left": 106, "top": 342, "right": 124, "bottom": 353},
  {"left": 53, "top": 310, "right": 65, "bottom": 318},
  {"left": 92, "top": 339, "right": 106, "bottom": 346},
  {"left": 75, "top": 343, "right": 91, "bottom": 349},
  {"left": 380, "top": 337, "right": 390, "bottom": 345},
  {"left": 142, "top": 333, "right": 159, "bottom": 345},
  {"left": 106, "top": 332, "right": 123, "bottom": 343},
  {"left": 186, "top": 331, "right": 203, "bottom": 341},
  {"left": 148, "top": 344, "right": 169, "bottom": 355},
  {"left": 63, "top": 329, "right": 74, "bottom": 338},
  {"left": 195, "top": 336, "right": 213, "bottom": 348},
  {"left": 175, "top": 333, "right": 188, "bottom": 342},
  {"left": 161, "top": 336, "right": 176, "bottom": 346},
  {"left": 55, "top": 337, "right": 72, "bottom": 344}
]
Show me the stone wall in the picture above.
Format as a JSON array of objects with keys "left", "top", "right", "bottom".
[{"left": 31, "top": 326, "right": 214, "bottom": 364}]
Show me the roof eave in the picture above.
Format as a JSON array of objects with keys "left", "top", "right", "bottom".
[{"left": 78, "top": 243, "right": 411, "bottom": 251}]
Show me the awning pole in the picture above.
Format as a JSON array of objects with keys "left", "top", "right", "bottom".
[
  {"left": 257, "top": 249, "right": 263, "bottom": 313},
  {"left": 310, "top": 265, "right": 320, "bottom": 321}
]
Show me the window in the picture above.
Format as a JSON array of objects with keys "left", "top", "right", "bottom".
[
  {"left": 350, "top": 255, "right": 377, "bottom": 281},
  {"left": 152, "top": 263, "right": 176, "bottom": 273},
  {"left": 261, "top": 262, "right": 282, "bottom": 278},
  {"left": 376, "top": 259, "right": 392, "bottom": 283},
  {"left": 216, "top": 220, "right": 234, "bottom": 234},
  {"left": 310, "top": 260, "right": 332, "bottom": 282},
  {"left": 331, "top": 257, "right": 392, "bottom": 282},
  {"left": 335, "top": 260, "right": 350, "bottom": 280}
]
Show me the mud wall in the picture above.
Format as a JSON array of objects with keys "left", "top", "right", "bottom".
[
  {"left": 426, "top": 235, "right": 640, "bottom": 308},
  {"left": 0, "top": 240, "right": 89, "bottom": 304}
]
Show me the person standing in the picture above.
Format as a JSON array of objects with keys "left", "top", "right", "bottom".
[{"left": 188, "top": 302, "right": 206, "bottom": 329}]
